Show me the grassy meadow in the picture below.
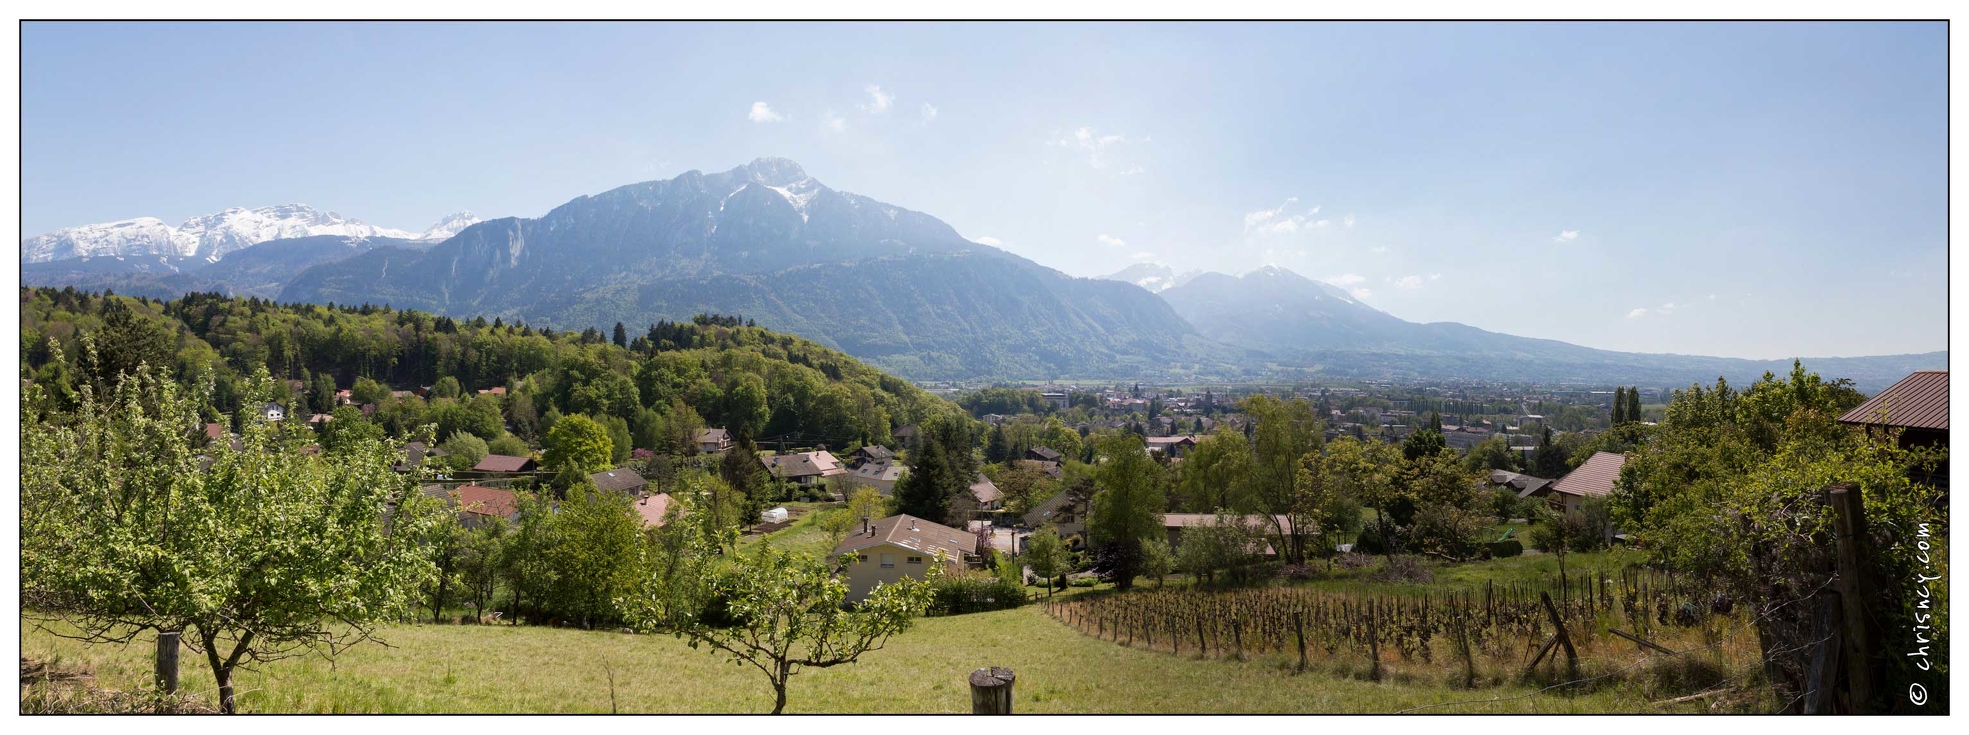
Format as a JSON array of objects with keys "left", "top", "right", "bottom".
[{"left": 22, "top": 601, "right": 1739, "bottom": 714}]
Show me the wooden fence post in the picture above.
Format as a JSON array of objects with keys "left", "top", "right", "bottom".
[
  {"left": 1540, "top": 591, "right": 1578, "bottom": 680},
  {"left": 155, "top": 629, "right": 181, "bottom": 694},
  {"left": 1294, "top": 611, "right": 1308, "bottom": 673},
  {"left": 1232, "top": 617, "right": 1246, "bottom": 661},
  {"left": 1803, "top": 593, "right": 1844, "bottom": 715},
  {"left": 969, "top": 667, "right": 1015, "bottom": 714},
  {"left": 1827, "top": 483, "right": 1876, "bottom": 713}
]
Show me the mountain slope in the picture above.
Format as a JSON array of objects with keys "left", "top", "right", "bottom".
[
  {"left": 21, "top": 205, "right": 477, "bottom": 262},
  {"left": 278, "top": 159, "right": 1219, "bottom": 380},
  {"left": 1158, "top": 266, "right": 1944, "bottom": 390}
]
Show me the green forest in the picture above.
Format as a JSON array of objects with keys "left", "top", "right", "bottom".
[{"left": 19, "top": 286, "right": 958, "bottom": 456}]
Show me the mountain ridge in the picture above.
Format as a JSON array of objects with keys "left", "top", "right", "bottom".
[{"left": 21, "top": 205, "right": 480, "bottom": 263}]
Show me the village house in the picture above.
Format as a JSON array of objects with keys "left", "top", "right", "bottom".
[
  {"left": 589, "top": 468, "right": 648, "bottom": 497},
  {"left": 1490, "top": 469, "right": 1553, "bottom": 499},
  {"left": 1838, "top": 370, "right": 1948, "bottom": 489},
  {"left": 1025, "top": 446, "right": 1063, "bottom": 463},
  {"left": 1022, "top": 490, "right": 1088, "bottom": 543},
  {"left": 845, "top": 459, "right": 907, "bottom": 495},
  {"left": 258, "top": 402, "right": 285, "bottom": 422},
  {"left": 850, "top": 445, "right": 895, "bottom": 467},
  {"left": 833, "top": 514, "right": 976, "bottom": 601},
  {"left": 1160, "top": 513, "right": 1297, "bottom": 558},
  {"left": 1144, "top": 435, "right": 1200, "bottom": 458},
  {"left": 694, "top": 428, "right": 732, "bottom": 454},
  {"left": 1534, "top": 451, "right": 1625, "bottom": 514},
  {"left": 760, "top": 450, "right": 847, "bottom": 486},
  {"left": 451, "top": 484, "right": 519, "bottom": 528},
  {"left": 968, "top": 472, "right": 1003, "bottom": 512},
  {"left": 473, "top": 454, "right": 538, "bottom": 474}
]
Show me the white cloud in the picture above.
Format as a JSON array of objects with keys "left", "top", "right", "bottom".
[
  {"left": 860, "top": 84, "right": 894, "bottom": 114},
  {"left": 1553, "top": 229, "right": 1580, "bottom": 243},
  {"left": 1368, "top": 245, "right": 1387, "bottom": 253},
  {"left": 974, "top": 236, "right": 1001, "bottom": 247},
  {"left": 1627, "top": 308, "right": 1648, "bottom": 319},
  {"left": 1097, "top": 234, "right": 1127, "bottom": 248},
  {"left": 1243, "top": 198, "right": 1323, "bottom": 235},
  {"left": 1130, "top": 251, "right": 1156, "bottom": 261},
  {"left": 1344, "top": 213, "right": 1356, "bottom": 228},
  {"left": 1392, "top": 275, "right": 1427, "bottom": 289},
  {"left": 1329, "top": 273, "right": 1366, "bottom": 286},
  {"left": 1707, "top": 294, "right": 1717, "bottom": 301},
  {"left": 1053, "top": 127, "right": 1131, "bottom": 168},
  {"left": 1429, "top": 273, "right": 1442, "bottom": 281},
  {"left": 1118, "top": 166, "right": 1145, "bottom": 176},
  {"left": 919, "top": 102, "right": 937, "bottom": 123},
  {"left": 1658, "top": 302, "right": 1677, "bottom": 316},
  {"left": 821, "top": 111, "right": 846, "bottom": 132},
  {"left": 747, "top": 101, "right": 783, "bottom": 123},
  {"left": 1350, "top": 288, "right": 1373, "bottom": 299}
]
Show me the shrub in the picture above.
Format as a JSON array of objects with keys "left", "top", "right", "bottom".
[
  {"left": 1335, "top": 551, "right": 1375, "bottom": 570},
  {"left": 1366, "top": 555, "right": 1434, "bottom": 584},
  {"left": 928, "top": 571, "right": 1026, "bottom": 615},
  {"left": 1070, "top": 576, "right": 1097, "bottom": 588},
  {"left": 1487, "top": 539, "right": 1524, "bottom": 558}
]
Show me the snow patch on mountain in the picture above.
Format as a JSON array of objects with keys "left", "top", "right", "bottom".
[{"left": 23, "top": 205, "right": 483, "bottom": 263}]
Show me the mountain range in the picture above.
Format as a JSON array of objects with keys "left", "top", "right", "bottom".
[
  {"left": 18, "top": 158, "right": 1943, "bottom": 390},
  {"left": 20, "top": 204, "right": 479, "bottom": 263}
]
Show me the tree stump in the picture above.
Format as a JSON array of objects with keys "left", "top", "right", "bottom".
[{"left": 969, "top": 666, "right": 1015, "bottom": 714}]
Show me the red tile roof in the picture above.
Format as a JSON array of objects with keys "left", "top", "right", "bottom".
[
  {"left": 1551, "top": 451, "right": 1626, "bottom": 498},
  {"left": 1839, "top": 370, "right": 1948, "bottom": 431},
  {"left": 635, "top": 493, "right": 675, "bottom": 528},
  {"left": 454, "top": 485, "right": 518, "bottom": 519}
]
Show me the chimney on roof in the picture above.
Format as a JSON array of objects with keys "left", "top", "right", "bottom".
[{"left": 909, "top": 517, "right": 918, "bottom": 531}]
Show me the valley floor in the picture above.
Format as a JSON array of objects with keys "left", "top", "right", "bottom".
[{"left": 22, "top": 602, "right": 1732, "bottom": 714}]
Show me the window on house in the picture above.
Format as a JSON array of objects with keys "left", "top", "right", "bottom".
[
  {"left": 880, "top": 553, "right": 895, "bottom": 569},
  {"left": 857, "top": 554, "right": 869, "bottom": 563},
  {"left": 907, "top": 556, "right": 923, "bottom": 565}
]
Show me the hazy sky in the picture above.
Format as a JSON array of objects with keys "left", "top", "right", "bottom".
[{"left": 21, "top": 21, "right": 1947, "bottom": 359}]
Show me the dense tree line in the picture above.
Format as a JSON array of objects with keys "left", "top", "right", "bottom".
[{"left": 20, "top": 288, "right": 954, "bottom": 458}]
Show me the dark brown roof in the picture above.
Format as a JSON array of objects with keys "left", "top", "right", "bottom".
[
  {"left": 832, "top": 514, "right": 973, "bottom": 561},
  {"left": 589, "top": 468, "right": 647, "bottom": 494},
  {"left": 473, "top": 454, "right": 536, "bottom": 473},
  {"left": 1551, "top": 451, "right": 1625, "bottom": 498},
  {"left": 1839, "top": 370, "right": 1948, "bottom": 431},
  {"left": 761, "top": 451, "right": 845, "bottom": 479},
  {"left": 1027, "top": 446, "right": 1063, "bottom": 461}
]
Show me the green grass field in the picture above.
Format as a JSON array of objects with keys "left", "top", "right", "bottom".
[
  {"left": 23, "top": 597, "right": 1735, "bottom": 714},
  {"left": 22, "top": 514, "right": 1756, "bottom": 714}
]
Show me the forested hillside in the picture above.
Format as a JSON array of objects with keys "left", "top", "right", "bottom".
[{"left": 19, "top": 287, "right": 957, "bottom": 454}]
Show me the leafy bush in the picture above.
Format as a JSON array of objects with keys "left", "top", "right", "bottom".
[
  {"left": 1487, "top": 539, "right": 1524, "bottom": 558},
  {"left": 1070, "top": 576, "right": 1098, "bottom": 588},
  {"left": 928, "top": 571, "right": 1026, "bottom": 615}
]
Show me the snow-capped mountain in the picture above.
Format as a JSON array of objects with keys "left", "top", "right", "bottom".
[
  {"left": 417, "top": 211, "right": 483, "bottom": 241},
  {"left": 21, "top": 205, "right": 479, "bottom": 263},
  {"left": 1098, "top": 262, "right": 1204, "bottom": 293}
]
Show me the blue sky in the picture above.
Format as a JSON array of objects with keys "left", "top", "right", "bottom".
[{"left": 21, "top": 21, "right": 1947, "bottom": 359}]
